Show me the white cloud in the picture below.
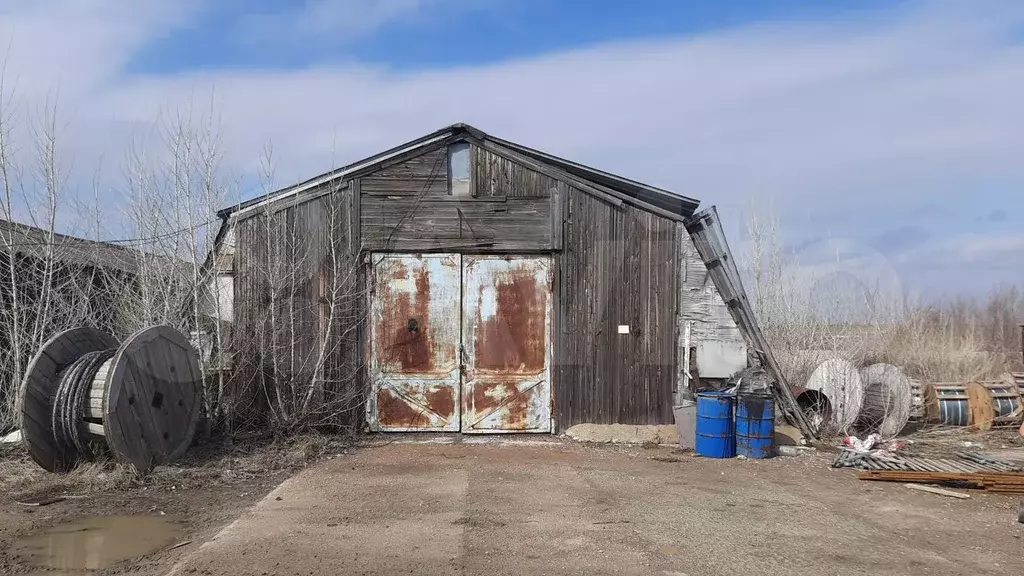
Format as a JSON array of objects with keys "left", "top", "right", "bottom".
[
  {"left": 234, "top": 0, "right": 484, "bottom": 45},
  {"left": 0, "top": 1, "right": 198, "bottom": 99},
  {"left": 0, "top": 0, "right": 1021, "bottom": 291}
]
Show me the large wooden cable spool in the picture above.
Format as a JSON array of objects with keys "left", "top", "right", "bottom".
[
  {"left": 17, "top": 325, "right": 202, "bottom": 474},
  {"left": 854, "top": 363, "right": 912, "bottom": 438},
  {"left": 801, "top": 358, "right": 864, "bottom": 434},
  {"left": 921, "top": 382, "right": 994, "bottom": 430},
  {"left": 982, "top": 374, "right": 1024, "bottom": 428},
  {"left": 1013, "top": 372, "right": 1024, "bottom": 438}
]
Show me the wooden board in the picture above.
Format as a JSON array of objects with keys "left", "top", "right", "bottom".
[
  {"left": 859, "top": 470, "right": 1024, "bottom": 493},
  {"left": 983, "top": 378, "right": 1023, "bottom": 427},
  {"left": 103, "top": 326, "right": 202, "bottom": 473},
  {"left": 904, "top": 484, "right": 970, "bottom": 499},
  {"left": 964, "top": 382, "right": 994, "bottom": 431},
  {"left": 17, "top": 327, "right": 118, "bottom": 473},
  {"left": 921, "top": 383, "right": 940, "bottom": 423}
]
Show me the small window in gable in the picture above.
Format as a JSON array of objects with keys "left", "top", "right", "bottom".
[{"left": 447, "top": 142, "right": 471, "bottom": 196}]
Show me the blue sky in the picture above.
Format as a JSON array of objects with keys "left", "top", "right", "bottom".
[
  {"left": 132, "top": 0, "right": 899, "bottom": 72},
  {"left": 0, "top": 0, "right": 1021, "bottom": 300}
]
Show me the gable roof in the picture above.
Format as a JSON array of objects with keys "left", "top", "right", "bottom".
[{"left": 219, "top": 123, "right": 700, "bottom": 220}]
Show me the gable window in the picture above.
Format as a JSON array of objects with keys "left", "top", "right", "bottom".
[{"left": 447, "top": 142, "right": 471, "bottom": 196}]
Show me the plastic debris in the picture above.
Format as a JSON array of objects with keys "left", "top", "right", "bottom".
[
  {"left": 843, "top": 434, "right": 881, "bottom": 452},
  {"left": 842, "top": 434, "right": 906, "bottom": 458}
]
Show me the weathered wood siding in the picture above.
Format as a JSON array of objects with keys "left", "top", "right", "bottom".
[
  {"left": 473, "top": 145, "right": 559, "bottom": 198},
  {"left": 228, "top": 139, "right": 692, "bottom": 430},
  {"left": 555, "top": 188, "right": 680, "bottom": 427},
  {"left": 359, "top": 145, "right": 556, "bottom": 252},
  {"left": 676, "top": 233, "right": 746, "bottom": 395},
  {"left": 230, "top": 187, "right": 365, "bottom": 429}
]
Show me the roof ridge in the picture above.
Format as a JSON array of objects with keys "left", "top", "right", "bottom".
[{"left": 219, "top": 122, "right": 700, "bottom": 219}]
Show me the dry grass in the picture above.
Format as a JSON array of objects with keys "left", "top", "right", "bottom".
[
  {"left": 901, "top": 427, "right": 1024, "bottom": 457},
  {"left": 0, "top": 433, "right": 352, "bottom": 501},
  {"left": 742, "top": 206, "right": 1023, "bottom": 386}
]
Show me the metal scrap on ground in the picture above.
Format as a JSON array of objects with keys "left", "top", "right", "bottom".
[{"left": 833, "top": 450, "right": 1024, "bottom": 493}]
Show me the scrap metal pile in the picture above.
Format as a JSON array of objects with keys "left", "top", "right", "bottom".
[{"left": 833, "top": 450, "right": 1024, "bottom": 494}]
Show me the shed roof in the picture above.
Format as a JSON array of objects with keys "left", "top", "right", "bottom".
[{"left": 219, "top": 123, "right": 700, "bottom": 220}]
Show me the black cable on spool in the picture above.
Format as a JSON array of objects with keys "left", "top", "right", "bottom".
[{"left": 51, "top": 348, "right": 116, "bottom": 459}]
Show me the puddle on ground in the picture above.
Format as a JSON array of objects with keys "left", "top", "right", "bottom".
[{"left": 13, "top": 515, "right": 181, "bottom": 572}]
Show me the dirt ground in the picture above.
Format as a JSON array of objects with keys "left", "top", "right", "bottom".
[
  {"left": 172, "top": 438, "right": 1023, "bottom": 576},
  {"left": 0, "top": 435, "right": 344, "bottom": 576},
  {"left": 3, "top": 434, "right": 1024, "bottom": 576}
]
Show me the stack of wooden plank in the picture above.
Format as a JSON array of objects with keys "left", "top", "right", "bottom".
[
  {"left": 834, "top": 450, "right": 1024, "bottom": 493},
  {"left": 858, "top": 470, "right": 1024, "bottom": 493}
]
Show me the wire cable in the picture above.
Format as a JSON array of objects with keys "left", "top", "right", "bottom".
[{"left": 51, "top": 348, "right": 116, "bottom": 459}]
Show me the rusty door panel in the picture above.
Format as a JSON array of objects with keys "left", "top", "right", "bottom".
[
  {"left": 368, "top": 254, "right": 461, "bottom": 431},
  {"left": 461, "top": 256, "right": 553, "bottom": 433}
]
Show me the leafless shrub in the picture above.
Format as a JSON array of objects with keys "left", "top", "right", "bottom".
[
  {"left": 0, "top": 77, "right": 137, "bottom": 432},
  {"left": 0, "top": 66, "right": 232, "bottom": 434},
  {"left": 228, "top": 145, "right": 368, "bottom": 434},
  {"left": 867, "top": 286, "right": 1023, "bottom": 381},
  {"left": 741, "top": 203, "right": 1023, "bottom": 390},
  {"left": 0, "top": 65, "right": 369, "bottom": 438}
]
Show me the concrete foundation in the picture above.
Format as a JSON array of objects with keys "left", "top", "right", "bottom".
[{"left": 563, "top": 424, "right": 678, "bottom": 445}]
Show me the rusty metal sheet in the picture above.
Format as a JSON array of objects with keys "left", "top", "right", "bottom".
[
  {"left": 368, "top": 254, "right": 461, "bottom": 431},
  {"left": 461, "top": 255, "right": 552, "bottom": 433}
]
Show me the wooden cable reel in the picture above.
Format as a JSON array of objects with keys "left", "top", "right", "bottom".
[
  {"left": 982, "top": 374, "right": 1024, "bottom": 428},
  {"left": 854, "top": 363, "right": 912, "bottom": 438},
  {"left": 921, "top": 381, "right": 997, "bottom": 430},
  {"left": 1014, "top": 372, "right": 1024, "bottom": 439},
  {"left": 17, "top": 326, "right": 202, "bottom": 474}
]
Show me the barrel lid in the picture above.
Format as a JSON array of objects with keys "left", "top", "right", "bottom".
[{"left": 697, "top": 389, "right": 735, "bottom": 398}]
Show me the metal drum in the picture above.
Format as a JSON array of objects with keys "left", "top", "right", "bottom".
[
  {"left": 736, "top": 391, "right": 774, "bottom": 459},
  {"left": 695, "top": 391, "right": 735, "bottom": 458}
]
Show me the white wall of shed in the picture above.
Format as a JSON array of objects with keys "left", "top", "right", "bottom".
[
  {"left": 677, "top": 230, "right": 747, "bottom": 401},
  {"left": 197, "top": 223, "right": 235, "bottom": 324},
  {"left": 197, "top": 275, "right": 234, "bottom": 323}
]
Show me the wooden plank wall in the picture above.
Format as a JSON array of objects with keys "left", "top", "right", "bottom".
[
  {"left": 230, "top": 188, "right": 364, "bottom": 430},
  {"left": 360, "top": 145, "right": 555, "bottom": 252},
  {"left": 473, "top": 145, "right": 561, "bottom": 198},
  {"left": 555, "top": 188, "right": 680, "bottom": 427},
  {"left": 676, "top": 232, "right": 746, "bottom": 397},
  {"left": 229, "top": 139, "right": 685, "bottom": 430}
]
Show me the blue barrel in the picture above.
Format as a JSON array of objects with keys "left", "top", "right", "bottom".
[
  {"left": 695, "top": 391, "right": 735, "bottom": 458},
  {"left": 736, "top": 391, "right": 775, "bottom": 459}
]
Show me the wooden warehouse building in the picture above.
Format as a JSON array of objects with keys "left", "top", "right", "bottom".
[{"left": 208, "top": 123, "right": 745, "bottom": 433}]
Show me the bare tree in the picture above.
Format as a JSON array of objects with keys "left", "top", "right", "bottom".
[{"left": 222, "top": 139, "right": 369, "bottom": 433}]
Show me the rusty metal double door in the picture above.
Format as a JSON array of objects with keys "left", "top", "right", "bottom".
[{"left": 368, "top": 253, "right": 552, "bottom": 433}]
